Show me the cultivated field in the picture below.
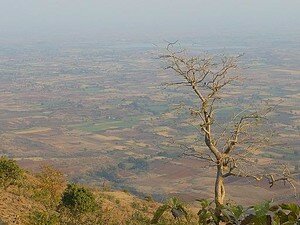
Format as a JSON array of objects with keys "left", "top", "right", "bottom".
[{"left": 0, "top": 38, "right": 299, "bottom": 204}]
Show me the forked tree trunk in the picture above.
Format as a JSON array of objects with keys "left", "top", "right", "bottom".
[{"left": 214, "top": 165, "right": 225, "bottom": 221}]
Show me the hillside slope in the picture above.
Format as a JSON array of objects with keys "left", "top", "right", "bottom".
[{"left": 1, "top": 158, "right": 299, "bottom": 225}]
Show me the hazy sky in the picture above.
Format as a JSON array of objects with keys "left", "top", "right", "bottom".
[{"left": 1, "top": 0, "right": 300, "bottom": 42}]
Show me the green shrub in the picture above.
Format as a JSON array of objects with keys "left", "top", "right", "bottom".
[
  {"left": 196, "top": 199, "right": 300, "bottom": 225},
  {"left": 151, "top": 197, "right": 189, "bottom": 224},
  {"left": 0, "top": 156, "right": 23, "bottom": 190},
  {"left": 247, "top": 202, "right": 300, "bottom": 225},
  {"left": 196, "top": 199, "right": 218, "bottom": 225},
  {"left": 61, "top": 183, "right": 97, "bottom": 214}
]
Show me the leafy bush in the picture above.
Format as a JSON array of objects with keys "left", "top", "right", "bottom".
[
  {"left": 243, "top": 202, "right": 300, "bottom": 225},
  {"left": 151, "top": 197, "right": 189, "bottom": 224},
  {"left": 61, "top": 183, "right": 97, "bottom": 214},
  {"left": 196, "top": 199, "right": 300, "bottom": 225},
  {"left": 197, "top": 199, "right": 218, "bottom": 225},
  {"left": 0, "top": 156, "right": 23, "bottom": 189}
]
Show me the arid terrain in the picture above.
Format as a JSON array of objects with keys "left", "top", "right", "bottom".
[{"left": 0, "top": 37, "right": 299, "bottom": 205}]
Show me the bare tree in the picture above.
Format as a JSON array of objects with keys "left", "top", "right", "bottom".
[{"left": 160, "top": 42, "right": 295, "bottom": 218}]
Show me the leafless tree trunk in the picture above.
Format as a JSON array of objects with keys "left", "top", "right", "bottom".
[
  {"left": 215, "top": 165, "right": 225, "bottom": 214},
  {"left": 160, "top": 41, "right": 295, "bottom": 220}
]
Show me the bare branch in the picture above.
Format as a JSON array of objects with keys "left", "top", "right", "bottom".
[{"left": 159, "top": 43, "right": 296, "bottom": 209}]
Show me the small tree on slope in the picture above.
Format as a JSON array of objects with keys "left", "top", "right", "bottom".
[{"left": 0, "top": 156, "right": 23, "bottom": 190}]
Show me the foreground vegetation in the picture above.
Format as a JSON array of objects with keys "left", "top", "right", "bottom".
[{"left": 0, "top": 156, "right": 299, "bottom": 225}]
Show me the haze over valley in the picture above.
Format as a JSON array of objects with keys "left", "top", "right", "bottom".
[
  {"left": 0, "top": 1, "right": 300, "bottom": 217},
  {"left": 1, "top": 35, "right": 299, "bottom": 204}
]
